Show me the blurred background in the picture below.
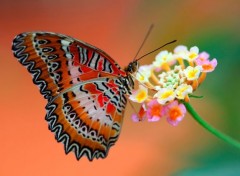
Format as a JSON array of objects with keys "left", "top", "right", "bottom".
[{"left": 0, "top": 0, "right": 240, "bottom": 175}]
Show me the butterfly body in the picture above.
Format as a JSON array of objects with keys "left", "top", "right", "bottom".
[{"left": 12, "top": 32, "right": 137, "bottom": 160}]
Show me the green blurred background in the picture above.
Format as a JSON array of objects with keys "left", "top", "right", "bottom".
[{"left": 0, "top": 0, "right": 240, "bottom": 175}]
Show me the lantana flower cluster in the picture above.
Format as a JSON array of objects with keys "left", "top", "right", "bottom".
[{"left": 129, "top": 45, "right": 217, "bottom": 126}]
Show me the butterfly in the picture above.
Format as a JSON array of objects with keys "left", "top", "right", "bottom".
[{"left": 12, "top": 32, "right": 139, "bottom": 161}]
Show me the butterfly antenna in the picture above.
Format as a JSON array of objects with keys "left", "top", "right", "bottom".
[
  {"left": 135, "top": 40, "right": 177, "bottom": 62},
  {"left": 133, "top": 24, "right": 154, "bottom": 61}
]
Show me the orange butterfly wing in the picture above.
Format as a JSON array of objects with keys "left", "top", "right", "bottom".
[{"left": 12, "top": 32, "right": 128, "bottom": 160}]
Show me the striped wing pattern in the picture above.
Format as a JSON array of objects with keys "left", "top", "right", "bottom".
[{"left": 12, "top": 32, "right": 127, "bottom": 160}]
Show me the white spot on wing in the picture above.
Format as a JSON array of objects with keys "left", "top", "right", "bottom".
[
  {"left": 66, "top": 53, "right": 72, "bottom": 59},
  {"left": 61, "top": 40, "right": 71, "bottom": 46}
]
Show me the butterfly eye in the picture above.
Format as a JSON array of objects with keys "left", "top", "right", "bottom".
[{"left": 126, "top": 61, "right": 138, "bottom": 73}]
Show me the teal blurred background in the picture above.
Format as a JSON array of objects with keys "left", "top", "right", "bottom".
[{"left": 0, "top": 0, "right": 240, "bottom": 175}]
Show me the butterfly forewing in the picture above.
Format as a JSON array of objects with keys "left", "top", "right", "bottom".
[
  {"left": 12, "top": 32, "right": 128, "bottom": 160},
  {"left": 12, "top": 32, "right": 126, "bottom": 100}
]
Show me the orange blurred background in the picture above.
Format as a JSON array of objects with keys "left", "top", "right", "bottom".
[{"left": 1, "top": 0, "right": 240, "bottom": 175}]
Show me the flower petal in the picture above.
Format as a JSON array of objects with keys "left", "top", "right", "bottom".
[
  {"left": 165, "top": 101, "right": 186, "bottom": 126},
  {"left": 129, "top": 85, "right": 148, "bottom": 103},
  {"left": 136, "top": 65, "right": 153, "bottom": 83},
  {"left": 201, "top": 58, "right": 218, "bottom": 72},
  {"left": 183, "top": 66, "right": 202, "bottom": 80},
  {"left": 154, "top": 87, "right": 176, "bottom": 105},
  {"left": 175, "top": 84, "right": 193, "bottom": 99},
  {"left": 131, "top": 104, "right": 146, "bottom": 122},
  {"left": 174, "top": 45, "right": 188, "bottom": 54},
  {"left": 146, "top": 99, "right": 165, "bottom": 121}
]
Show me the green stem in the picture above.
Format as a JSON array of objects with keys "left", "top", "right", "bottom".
[{"left": 184, "top": 102, "right": 240, "bottom": 149}]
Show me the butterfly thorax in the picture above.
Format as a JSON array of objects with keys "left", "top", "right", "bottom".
[{"left": 121, "top": 61, "right": 139, "bottom": 95}]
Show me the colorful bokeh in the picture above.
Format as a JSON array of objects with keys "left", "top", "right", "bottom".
[{"left": 1, "top": 0, "right": 240, "bottom": 175}]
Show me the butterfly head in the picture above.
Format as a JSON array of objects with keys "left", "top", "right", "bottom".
[{"left": 125, "top": 61, "right": 139, "bottom": 74}]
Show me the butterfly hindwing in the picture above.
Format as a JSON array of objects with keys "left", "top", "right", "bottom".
[
  {"left": 12, "top": 32, "right": 128, "bottom": 160},
  {"left": 46, "top": 78, "right": 127, "bottom": 160}
]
